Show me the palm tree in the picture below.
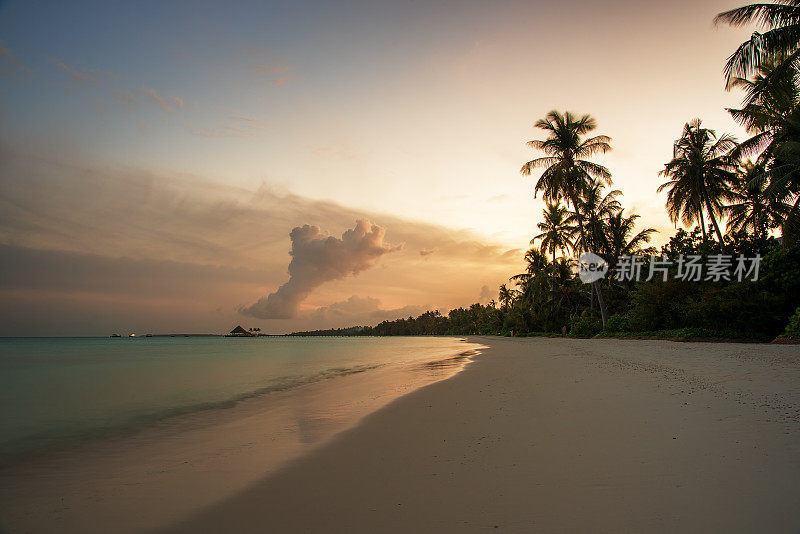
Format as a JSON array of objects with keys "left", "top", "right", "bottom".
[
  {"left": 715, "top": 1, "right": 800, "bottom": 88},
  {"left": 570, "top": 181, "right": 622, "bottom": 254},
  {"left": 657, "top": 119, "right": 738, "bottom": 247},
  {"left": 533, "top": 203, "right": 575, "bottom": 260},
  {"left": 605, "top": 211, "right": 657, "bottom": 260},
  {"left": 727, "top": 62, "right": 800, "bottom": 240},
  {"left": 498, "top": 284, "right": 515, "bottom": 310},
  {"left": 726, "top": 160, "right": 788, "bottom": 235},
  {"left": 521, "top": 110, "right": 612, "bottom": 325}
]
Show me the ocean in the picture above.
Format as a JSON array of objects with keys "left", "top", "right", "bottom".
[{"left": 0, "top": 336, "right": 480, "bottom": 465}]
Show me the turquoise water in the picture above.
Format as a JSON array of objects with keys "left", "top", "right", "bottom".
[{"left": 0, "top": 336, "right": 475, "bottom": 464}]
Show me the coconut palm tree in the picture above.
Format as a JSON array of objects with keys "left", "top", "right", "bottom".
[
  {"left": 726, "top": 160, "right": 788, "bottom": 235},
  {"left": 728, "top": 62, "right": 800, "bottom": 240},
  {"left": 605, "top": 211, "right": 657, "bottom": 260},
  {"left": 715, "top": 1, "right": 800, "bottom": 88},
  {"left": 521, "top": 110, "right": 612, "bottom": 325},
  {"left": 532, "top": 203, "right": 575, "bottom": 260},
  {"left": 498, "top": 284, "right": 515, "bottom": 310},
  {"left": 521, "top": 111, "right": 612, "bottom": 206},
  {"left": 657, "top": 119, "right": 738, "bottom": 247},
  {"left": 569, "top": 181, "right": 622, "bottom": 254}
]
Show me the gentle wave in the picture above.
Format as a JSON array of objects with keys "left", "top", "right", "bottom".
[{"left": 0, "top": 363, "right": 382, "bottom": 467}]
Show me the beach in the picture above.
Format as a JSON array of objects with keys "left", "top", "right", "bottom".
[
  {"left": 163, "top": 337, "right": 800, "bottom": 533},
  {"left": 3, "top": 337, "right": 800, "bottom": 533}
]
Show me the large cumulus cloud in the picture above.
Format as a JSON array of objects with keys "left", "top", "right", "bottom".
[{"left": 241, "top": 220, "right": 401, "bottom": 319}]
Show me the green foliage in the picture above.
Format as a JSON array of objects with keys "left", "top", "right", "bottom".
[
  {"left": 620, "top": 279, "right": 785, "bottom": 338},
  {"left": 783, "top": 308, "right": 800, "bottom": 339},
  {"left": 602, "top": 313, "right": 630, "bottom": 333},
  {"left": 597, "top": 328, "right": 770, "bottom": 342},
  {"left": 569, "top": 316, "right": 603, "bottom": 338}
]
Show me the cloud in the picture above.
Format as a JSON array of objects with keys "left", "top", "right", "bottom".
[
  {"left": 113, "top": 89, "right": 138, "bottom": 108},
  {"left": 241, "top": 220, "right": 402, "bottom": 319},
  {"left": 140, "top": 86, "right": 184, "bottom": 113},
  {"left": 244, "top": 46, "right": 294, "bottom": 86},
  {"left": 0, "top": 41, "right": 31, "bottom": 75},
  {"left": 307, "top": 295, "right": 428, "bottom": 325},
  {"left": 478, "top": 284, "right": 492, "bottom": 304},
  {"left": 0, "top": 145, "right": 521, "bottom": 335},
  {"left": 52, "top": 59, "right": 99, "bottom": 84},
  {"left": 419, "top": 248, "right": 436, "bottom": 257},
  {"left": 187, "top": 115, "right": 268, "bottom": 139}
]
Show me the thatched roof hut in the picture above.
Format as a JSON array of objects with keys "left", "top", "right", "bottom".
[{"left": 227, "top": 325, "right": 254, "bottom": 337}]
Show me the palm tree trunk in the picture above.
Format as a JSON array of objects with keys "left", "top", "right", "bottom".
[
  {"left": 699, "top": 209, "right": 707, "bottom": 241},
  {"left": 570, "top": 194, "right": 608, "bottom": 327},
  {"left": 702, "top": 191, "right": 725, "bottom": 249}
]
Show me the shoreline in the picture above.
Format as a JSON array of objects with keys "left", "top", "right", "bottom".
[
  {"left": 161, "top": 336, "right": 800, "bottom": 533},
  {"left": 2, "top": 337, "right": 799, "bottom": 532},
  {"left": 0, "top": 341, "right": 483, "bottom": 533}
]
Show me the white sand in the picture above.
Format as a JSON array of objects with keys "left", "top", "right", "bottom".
[{"left": 162, "top": 337, "right": 800, "bottom": 533}]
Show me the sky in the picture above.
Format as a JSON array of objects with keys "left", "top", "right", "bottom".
[{"left": 0, "top": 0, "right": 756, "bottom": 335}]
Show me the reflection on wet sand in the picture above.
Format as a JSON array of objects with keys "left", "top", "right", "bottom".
[{"left": 0, "top": 341, "right": 485, "bottom": 534}]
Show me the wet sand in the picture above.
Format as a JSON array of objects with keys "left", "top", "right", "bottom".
[{"left": 0, "top": 347, "right": 478, "bottom": 533}]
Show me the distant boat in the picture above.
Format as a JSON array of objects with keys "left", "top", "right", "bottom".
[
  {"left": 129, "top": 333, "right": 136, "bottom": 337},
  {"left": 110, "top": 334, "right": 121, "bottom": 338},
  {"left": 145, "top": 334, "right": 153, "bottom": 338}
]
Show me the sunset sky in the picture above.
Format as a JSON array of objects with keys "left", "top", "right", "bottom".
[{"left": 0, "top": 0, "right": 755, "bottom": 335}]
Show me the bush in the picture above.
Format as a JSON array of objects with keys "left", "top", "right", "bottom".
[
  {"left": 783, "top": 307, "right": 800, "bottom": 339},
  {"left": 619, "top": 279, "right": 785, "bottom": 337},
  {"left": 570, "top": 316, "right": 602, "bottom": 338},
  {"left": 597, "top": 327, "right": 770, "bottom": 342},
  {"left": 603, "top": 313, "right": 630, "bottom": 333}
]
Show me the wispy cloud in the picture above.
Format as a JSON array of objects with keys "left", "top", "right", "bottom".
[
  {"left": 0, "top": 41, "right": 32, "bottom": 75},
  {"left": 113, "top": 89, "right": 138, "bottom": 108},
  {"left": 140, "top": 86, "right": 184, "bottom": 113},
  {"left": 187, "top": 115, "right": 268, "bottom": 138},
  {"left": 52, "top": 59, "right": 99, "bottom": 84},
  {"left": 244, "top": 46, "right": 295, "bottom": 86}
]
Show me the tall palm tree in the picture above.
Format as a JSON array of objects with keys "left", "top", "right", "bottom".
[
  {"left": 715, "top": 1, "right": 800, "bottom": 88},
  {"left": 521, "top": 110, "right": 612, "bottom": 325},
  {"left": 521, "top": 111, "right": 612, "bottom": 207},
  {"left": 657, "top": 119, "right": 738, "bottom": 247},
  {"left": 533, "top": 203, "right": 575, "bottom": 260},
  {"left": 728, "top": 62, "right": 800, "bottom": 239}
]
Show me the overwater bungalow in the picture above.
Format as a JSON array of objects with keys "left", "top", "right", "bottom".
[{"left": 226, "top": 325, "right": 255, "bottom": 337}]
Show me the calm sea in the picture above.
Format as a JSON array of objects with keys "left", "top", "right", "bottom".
[{"left": 0, "top": 336, "right": 479, "bottom": 465}]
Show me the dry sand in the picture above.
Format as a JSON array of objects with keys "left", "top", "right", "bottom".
[
  {"left": 3, "top": 337, "right": 799, "bottom": 533},
  {"left": 161, "top": 337, "right": 800, "bottom": 533}
]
